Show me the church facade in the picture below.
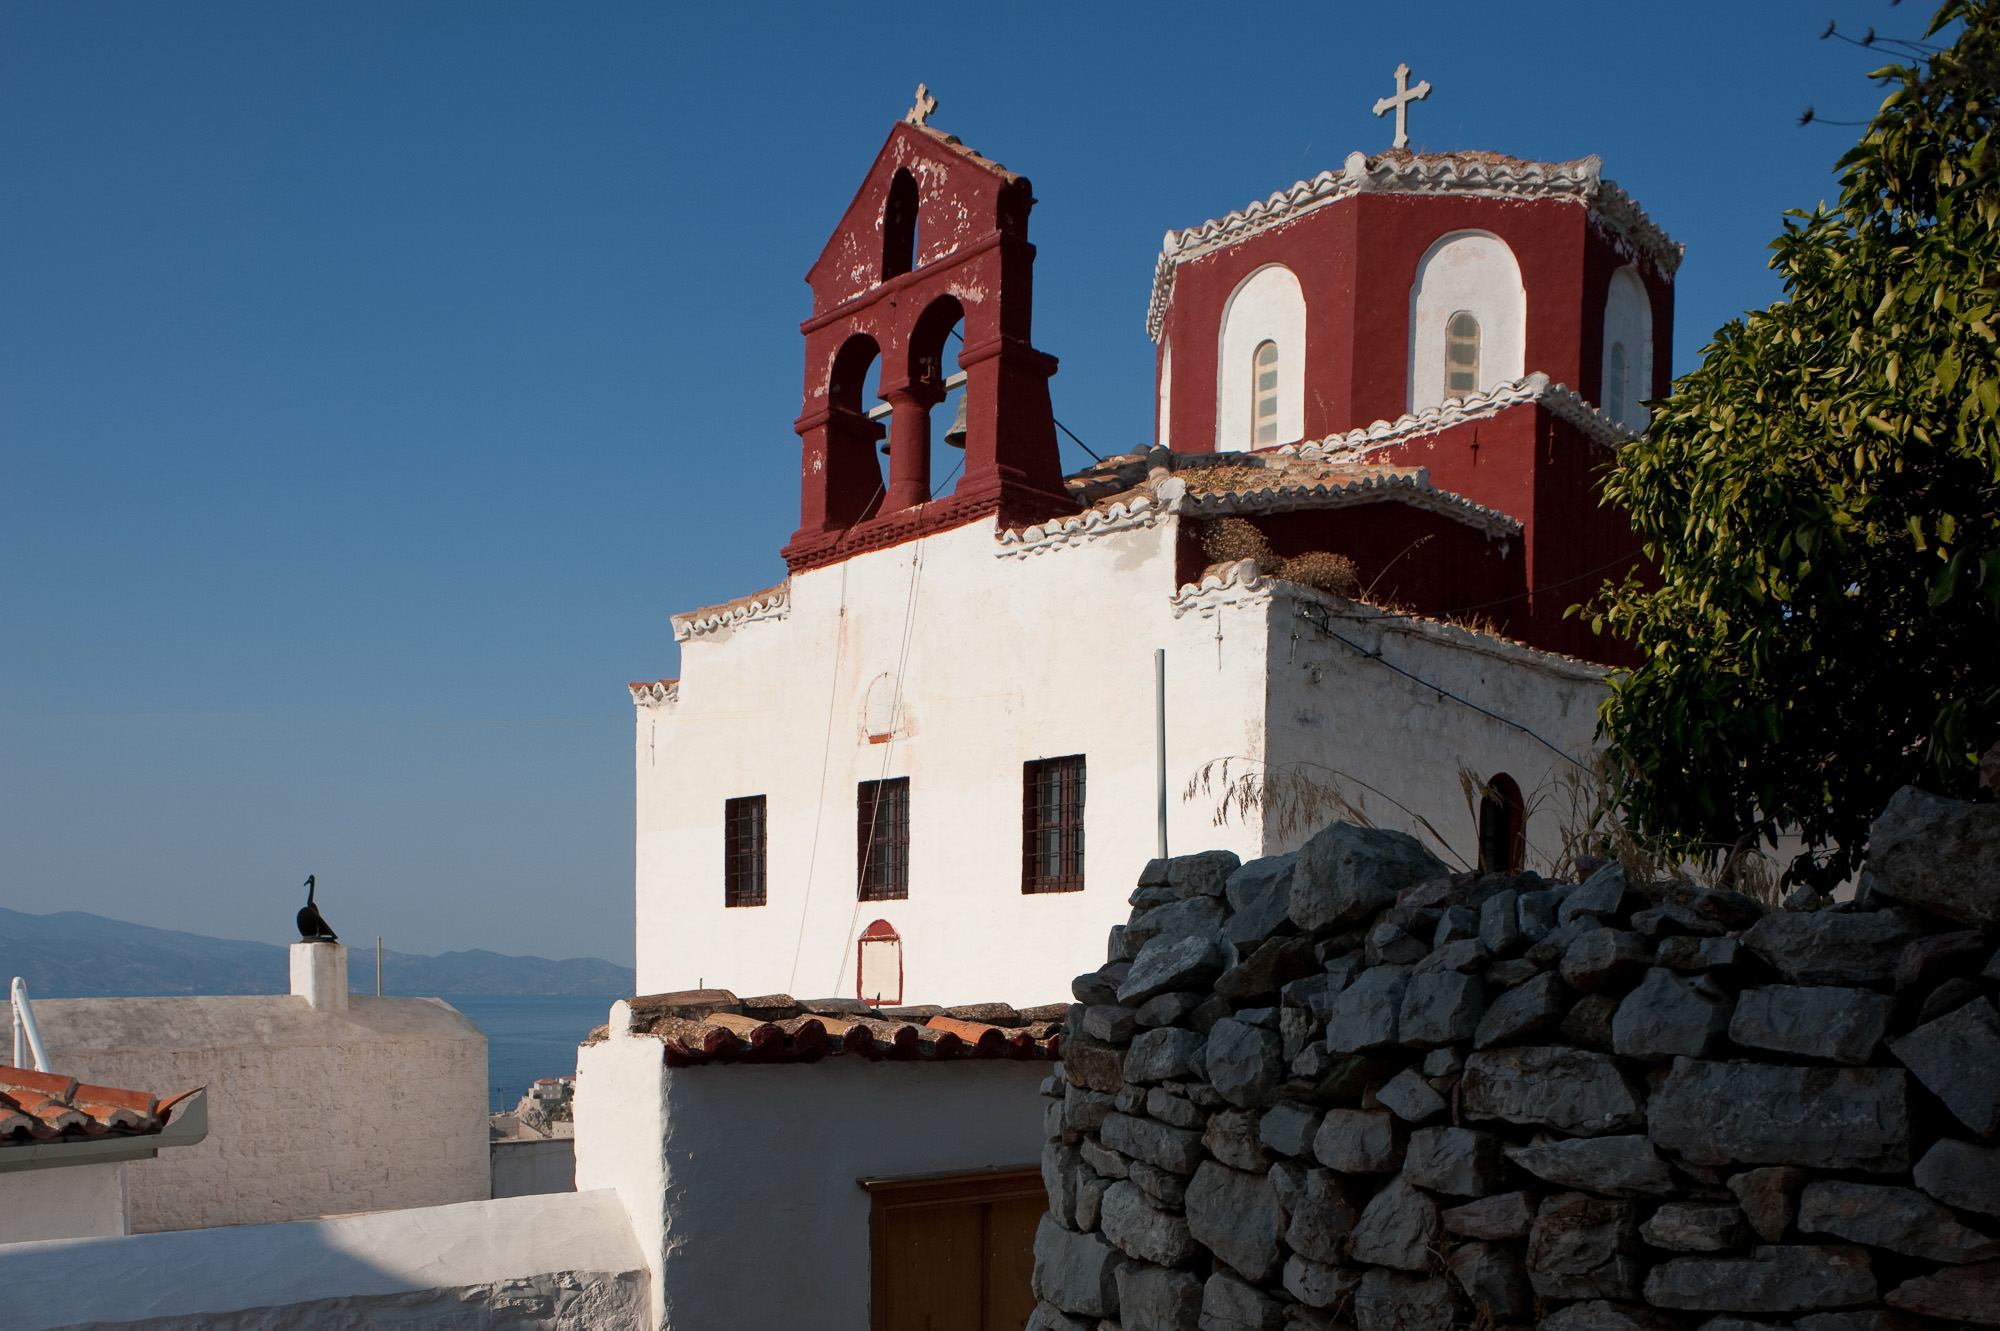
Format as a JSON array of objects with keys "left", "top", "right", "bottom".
[{"left": 630, "top": 102, "right": 1677, "bottom": 1008}]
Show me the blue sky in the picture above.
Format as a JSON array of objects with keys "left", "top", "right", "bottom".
[{"left": 0, "top": 1, "right": 1922, "bottom": 964}]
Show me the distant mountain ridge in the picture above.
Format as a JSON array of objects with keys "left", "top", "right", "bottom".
[{"left": 0, "top": 907, "right": 633, "bottom": 997}]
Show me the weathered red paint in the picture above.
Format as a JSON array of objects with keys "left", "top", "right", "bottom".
[{"left": 783, "top": 123, "right": 1075, "bottom": 574}]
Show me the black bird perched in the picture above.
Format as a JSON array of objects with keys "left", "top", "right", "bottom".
[{"left": 297, "top": 875, "right": 338, "bottom": 942}]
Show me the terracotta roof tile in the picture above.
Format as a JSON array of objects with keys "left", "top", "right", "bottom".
[
  {"left": 614, "top": 989, "right": 1064, "bottom": 1068},
  {"left": 0, "top": 1065, "right": 195, "bottom": 1148}
]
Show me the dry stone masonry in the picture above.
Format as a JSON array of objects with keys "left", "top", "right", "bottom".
[{"left": 1029, "top": 785, "right": 2000, "bottom": 1331}]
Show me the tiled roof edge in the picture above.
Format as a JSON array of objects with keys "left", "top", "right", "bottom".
[
  {"left": 1146, "top": 150, "right": 1682, "bottom": 341},
  {"left": 671, "top": 582, "right": 790, "bottom": 643},
  {"left": 629, "top": 679, "right": 679, "bottom": 708},
  {"left": 1277, "top": 372, "right": 1634, "bottom": 460},
  {"left": 609, "top": 990, "right": 1066, "bottom": 1068}
]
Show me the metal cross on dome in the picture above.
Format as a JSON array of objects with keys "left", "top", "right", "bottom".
[
  {"left": 905, "top": 83, "right": 939, "bottom": 128},
  {"left": 1372, "top": 63, "right": 1432, "bottom": 151}
]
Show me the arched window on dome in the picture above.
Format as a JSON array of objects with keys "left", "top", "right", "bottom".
[
  {"left": 1445, "top": 312, "right": 1481, "bottom": 398},
  {"left": 1253, "top": 341, "right": 1280, "bottom": 445},
  {"left": 1606, "top": 341, "right": 1629, "bottom": 425},
  {"left": 1601, "top": 266, "right": 1653, "bottom": 428}
]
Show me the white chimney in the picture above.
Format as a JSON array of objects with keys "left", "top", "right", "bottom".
[{"left": 290, "top": 942, "right": 348, "bottom": 1014}]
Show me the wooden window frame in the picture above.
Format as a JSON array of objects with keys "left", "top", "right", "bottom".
[
  {"left": 862, "top": 1166, "right": 1044, "bottom": 1331},
  {"left": 723, "top": 795, "right": 767, "bottom": 908},
  {"left": 1021, "top": 755, "right": 1086, "bottom": 894},
  {"left": 857, "top": 776, "right": 911, "bottom": 901},
  {"left": 1477, "top": 772, "right": 1527, "bottom": 873}
]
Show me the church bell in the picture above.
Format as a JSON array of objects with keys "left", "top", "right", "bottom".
[{"left": 944, "top": 392, "right": 968, "bottom": 449}]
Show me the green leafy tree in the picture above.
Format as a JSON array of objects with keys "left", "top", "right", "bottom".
[{"left": 1589, "top": 0, "right": 2000, "bottom": 887}]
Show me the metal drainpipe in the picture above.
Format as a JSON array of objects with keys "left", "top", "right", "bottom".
[
  {"left": 1155, "top": 648, "right": 1169, "bottom": 860},
  {"left": 11, "top": 977, "right": 52, "bottom": 1072}
]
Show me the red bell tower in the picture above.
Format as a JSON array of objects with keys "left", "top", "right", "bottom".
[{"left": 781, "top": 104, "right": 1076, "bottom": 574}]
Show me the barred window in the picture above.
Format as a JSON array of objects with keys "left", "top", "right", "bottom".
[
  {"left": 724, "top": 795, "right": 767, "bottom": 908},
  {"left": 858, "top": 777, "right": 910, "bottom": 901},
  {"left": 1252, "top": 341, "right": 1280, "bottom": 445},
  {"left": 1606, "top": 341, "right": 1629, "bottom": 425},
  {"left": 1022, "top": 755, "right": 1086, "bottom": 893},
  {"left": 1445, "top": 311, "right": 1480, "bottom": 396}
]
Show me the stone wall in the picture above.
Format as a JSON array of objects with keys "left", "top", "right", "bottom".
[{"left": 1030, "top": 784, "right": 2000, "bottom": 1331}]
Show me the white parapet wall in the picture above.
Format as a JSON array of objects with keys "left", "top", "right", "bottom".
[
  {"left": 0, "top": 1189, "right": 648, "bottom": 1330},
  {"left": 574, "top": 1023, "right": 1049, "bottom": 1330},
  {"left": 0, "top": 1162, "right": 128, "bottom": 1245},
  {"left": 25, "top": 991, "right": 488, "bottom": 1232}
]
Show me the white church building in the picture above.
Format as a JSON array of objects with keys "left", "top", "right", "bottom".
[{"left": 630, "top": 96, "right": 1675, "bottom": 1009}]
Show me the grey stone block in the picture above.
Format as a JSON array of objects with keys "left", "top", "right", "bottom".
[
  {"left": 1434, "top": 903, "right": 1480, "bottom": 946},
  {"left": 1650, "top": 1059, "right": 1910, "bottom": 1171},
  {"left": 1413, "top": 938, "right": 1488, "bottom": 975},
  {"left": 1611, "top": 966, "right": 1732, "bottom": 1061},
  {"left": 1866, "top": 784, "right": 2000, "bottom": 925},
  {"left": 1518, "top": 889, "right": 1562, "bottom": 942},
  {"left": 1472, "top": 969, "right": 1567, "bottom": 1049},
  {"left": 1086, "top": 1004, "right": 1140, "bottom": 1043},
  {"left": 1561, "top": 927, "right": 1652, "bottom": 993},
  {"left": 1283, "top": 1255, "right": 1361, "bottom": 1310},
  {"left": 1076, "top": 972, "right": 1123, "bottom": 1006},
  {"left": 1375, "top": 1067, "right": 1447, "bottom": 1123},
  {"left": 1258, "top": 1101, "right": 1321, "bottom": 1158},
  {"left": 1168, "top": 850, "right": 1241, "bottom": 899},
  {"left": 1100, "top": 1180, "right": 1201, "bottom": 1267},
  {"left": 1203, "top": 1107, "right": 1270, "bottom": 1173},
  {"left": 1079, "top": 1174, "right": 1107, "bottom": 1231},
  {"left": 1889, "top": 997, "right": 2000, "bottom": 1136},
  {"left": 1446, "top": 1239, "right": 1533, "bottom": 1317},
  {"left": 1325, "top": 964, "right": 1410, "bottom": 1053},
  {"left": 1101, "top": 1113, "right": 1205, "bottom": 1176},
  {"left": 1367, "top": 923, "right": 1432, "bottom": 967},
  {"left": 1206, "top": 1019, "right": 1285, "bottom": 1107},
  {"left": 1131, "top": 1160, "right": 1190, "bottom": 1207},
  {"left": 1033, "top": 1212, "right": 1128, "bottom": 1317},
  {"left": 1120, "top": 933, "right": 1227, "bottom": 1006},
  {"left": 1046, "top": 1141, "right": 1085, "bottom": 1228},
  {"left": 1741, "top": 908, "right": 1920, "bottom": 985},
  {"left": 1185, "top": 1161, "right": 1285, "bottom": 1283},
  {"left": 1200, "top": 1272, "right": 1286, "bottom": 1331},
  {"left": 1348, "top": 1174, "right": 1439, "bottom": 1271},
  {"left": 1798, "top": 1179, "right": 2000, "bottom": 1263},
  {"left": 1643, "top": 1244, "right": 1877, "bottom": 1313},
  {"left": 1126, "top": 1027, "right": 1208, "bottom": 1085},
  {"left": 1479, "top": 888, "right": 1523, "bottom": 956},
  {"left": 1561, "top": 864, "right": 1635, "bottom": 925},
  {"left": 1640, "top": 1203, "right": 1749, "bottom": 1251},
  {"left": 1915, "top": 1137, "right": 2000, "bottom": 1218},
  {"left": 1129, "top": 896, "right": 1228, "bottom": 953},
  {"left": 1526, "top": 1192, "right": 1641, "bottom": 1299},
  {"left": 1729, "top": 1167, "right": 1808, "bottom": 1243},
  {"left": 1117, "top": 1084, "right": 1150, "bottom": 1115},
  {"left": 1028, "top": 1300, "right": 1097, "bottom": 1331},
  {"left": 1224, "top": 854, "right": 1299, "bottom": 948},
  {"left": 1217, "top": 937, "right": 1321, "bottom": 1003},
  {"left": 1398, "top": 970, "right": 1485, "bottom": 1047},
  {"left": 1794, "top": 1313, "right": 1928, "bottom": 1331},
  {"left": 1313, "top": 1107, "right": 1403, "bottom": 1174},
  {"left": 1117, "top": 1262, "right": 1203, "bottom": 1331},
  {"left": 1562, "top": 992, "right": 1620, "bottom": 1051},
  {"left": 1280, "top": 1005, "right": 1322, "bottom": 1062},
  {"left": 1291, "top": 823, "right": 1449, "bottom": 932},
  {"left": 1440, "top": 1189, "right": 1534, "bottom": 1239},
  {"left": 1504, "top": 1134, "right": 1675, "bottom": 1196},
  {"left": 1460, "top": 1045, "right": 1647, "bottom": 1136},
  {"left": 1728, "top": 984, "right": 1893, "bottom": 1064},
  {"left": 1542, "top": 1302, "right": 1681, "bottom": 1331},
  {"left": 1352, "top": 1268, "right": 1458, "bottom": 1331},
  {"left": 1885, "top": 1262, "right": 2000, "bottom": 1324},
  {"left": 1403, "top": 1126, "right": 1504, "bottom": 1197},
  {"left": 1284, "top": 1167, "right": 1359, "bottom": 1263},
  {"left": 1146, "top": 1086, "right": 1206, "bottom": 1131},
  {"left": 1135, "top": 992, "right": 1204, "bottom": 1029}
]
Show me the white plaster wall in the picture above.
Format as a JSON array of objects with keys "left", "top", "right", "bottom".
[
  {"left": 1251, "top": 587, "right": 1608, "bottom": 869},
  {"left": 637, "top": 516, "right": 1271, "bottom": 1007},
  {"left": 0, "top": 1189, "right": 646, "bottom": 1330},
  {"left": 27, "top": 995, "right": 488, "bottom": 1232},
  {"left": 1408, "top": 232, "right": 1526, "bottom": 412},
  {"left": 1216, "top": 264, "right": 1307, "bottom": 449},
  {"left": 574, "top": 1027, "right": 1047, "bottom": 1331},
  {"left": 1157, "top": 335, "right": 1173, "bottom": 451},
  {"left": 0, "top": 1162, "right": 126, "bottom": 1244},
  {"left": 492, "top": 1137, "right": 577, "bottom": 1198},
  {"left": 1600, "top": 265, "right": 1654, "bottom": 429}
]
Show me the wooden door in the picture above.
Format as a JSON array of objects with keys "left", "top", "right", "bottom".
[{"left": 865, "top": 1167, "right": 1044, "bottom": 1331}]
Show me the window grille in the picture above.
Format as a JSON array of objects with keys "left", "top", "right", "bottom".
[
  {"left": 1022, "top": 756, "right": 1086, "bottom": 893},
  {"left": 1477, "top": 773, "right": 1526, "bottom": 873},
  {"left": 1253, "top": 341, "right": 1280, "bottom": 445},
  {"left": 724, "top": 795, "right": 767, "bottom": 908},
  {"left": 1446, "top": 311, "right": 1481, "bottom": 396},
  {"left": 1606, "top": 341, "right": 1628, "bottom": 425},
  {"left": 857, "top": 777, "right": 910, "bottom": 901}
]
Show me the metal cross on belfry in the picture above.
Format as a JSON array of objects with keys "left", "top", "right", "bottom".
[
  {"left": 1372, "top": 63, "right": 1432, "bottom": 150},
  {"left": 905, "top": 83, "right": 939, "bottom": 128}
]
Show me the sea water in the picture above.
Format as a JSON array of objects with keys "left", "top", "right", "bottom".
[{"left": 445, "top": 993, "right": 619, "bottom": 1112}]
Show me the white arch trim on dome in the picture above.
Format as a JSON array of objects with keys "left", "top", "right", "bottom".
[
  {"left": 1216, "top": 264, "right": 1307, "bottom": 451},
  {"left": 1157, "top": 335, "right": 1173, "bottom": 451},
  {"left": 1600, "top": 265, "right": 1654, "bottom": 430},
  {"left": 1408, "top": 231, "right": 1525, "bottom": 415}
]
